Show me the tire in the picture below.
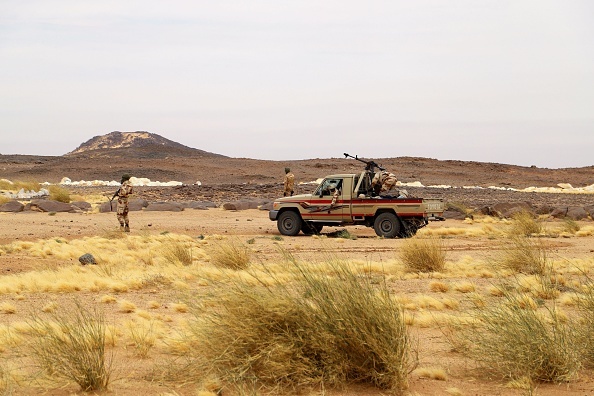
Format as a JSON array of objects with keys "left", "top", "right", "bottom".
[
  {"left": 277, "top": 211, "right": 303, "bottom": 236},
  {"left": 301, "top": 222, "right": 323, "bottom": 235},
  {"left": 373, "top": 212, "right": 401, "bottom": 238}
]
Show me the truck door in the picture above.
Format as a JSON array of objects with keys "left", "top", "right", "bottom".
[{"left": 301, "top": 178, "right": 345, "bottom": 222}]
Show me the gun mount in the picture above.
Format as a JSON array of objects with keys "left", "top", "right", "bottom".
[{"left": 343, "top": 153, "right": 385, "bottom": 173}]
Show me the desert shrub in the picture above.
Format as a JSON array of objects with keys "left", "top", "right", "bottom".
[
  {"left": 575, "top": 275, "right": 594, "bottom": 367},
  {"left": 163, "top": 241, "right": 193, "bottom": 266},
  {"left": 326, "top": 229, "right": 357, "bottom": 239},
  {"left": 125, "top": 320, "right": 155, "bottom": 359},
  {"left": 444, "top": 288, "right": 581, "bottom": 386},
  {"left": 561, "top": 218, "right": 581, "bottom": 234},
  {"left": 184, "top": 260, "right": 413, "bottom": 392},
  {"left": 400, "top": 237, "right": 446, "bottom": 273},
  {"left": 496, "top": 236, "right": 549, "bottom": 275},
  {"left": 208, "top": 239, "right": 250, "bottom": 270},
  {"left": 0, "top": 180, "right": 40, "bottom": 192},
  {"left": 27, "top": 300, "right": 112, "bottom": 391},
  {"left": 0, "top": 196, "right": 10, "bottom": 205},
  {"left": 508, "top": 210, "right": 543, "bottom": 236},
  {"left": 446, "top": 201, "right": 471, "bottom": 216},
  {"left": 48, "top": 185, "right": 71, "bottom": 203}
]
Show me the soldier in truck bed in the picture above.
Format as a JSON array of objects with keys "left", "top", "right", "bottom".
[{"left": 371, "top": 170, "right": 398, "bottom": 196}]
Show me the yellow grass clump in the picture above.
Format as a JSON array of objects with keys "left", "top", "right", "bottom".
[
  {"left": 119, "top": 300, "right": 137, "bottom": 313},
  {"left": 413, "top": 367, "right": 447, "bottom": 380},
  {"left": 208, "top": 238, "right": 251, "bottom": 270},
  {"left": 429, "top": 281, "right": 449, "bottom": 293},
  {"left": 0, "top": 302, "right": 16, "bottom": 314},
  {"left": 48, "top": 185, "right": 71, "bottom": 203},
  {"left": 399, "top": 237, "right": 447, "bottom": 273},
  {"left": 183, "top": 260, "right": 413, "bottom": 392},
  {"left": 26, "top": 300, "right": 113, "bottom": 391},
  {"left": 453, "top": 282, "right": 475, "bottom": 293}
]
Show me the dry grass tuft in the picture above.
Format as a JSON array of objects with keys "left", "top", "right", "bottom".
[
  {"left": 163, "top": 241, "right": 193, "bottom": 266},
  {"left": 125, "top": 320, "right": 156, "bottom": 359},
  {"left": 561, "top": 218, "right": 581, "bottom": 234},
  {"left": 27, "top": 300, "right": 112, "bottom": 391},
  {"left": 508, "top": 210, "right": 543, "bottom": 236},
  {"left": 183, "top": 260, "right": 414, "bottom": 392},
  {"left": 444, "top": 287, "right": 581, "bottom": 385},
  {"left": 574, "top": 275, "right": 594, "bottom": 367},
  {"left": 453, "top": 282, "right": 475, "bottom": 293},
  {"left": 495, "top": 236, "right": 550, "bottom": 275},
  {"left": 429, "top": 281, "right": 449, "bottom": 293},
  {"left": 0, "top": 303, "right": 16, "bottom": 315},
  {"left": 413, "top": 367, "right": 447, "bottom": 380},
  {"left": 48, "top": 185, "right": 71, "bottom": 203},
  {"left": 119, "top": 300, "right": 137, "bottom": 313},
  {"left": 208, "top": 239, "right": 251, "bottom": 270},
  {"left": 0, "top": 180, "right": 40, "bottom": 192},
  {"left": 400, "top": 237, "right": 447, "bottom": 273}
]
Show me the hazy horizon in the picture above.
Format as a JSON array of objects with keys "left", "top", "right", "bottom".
[{"left": 1, "top": 1, "right": 593, "bottom": 168}]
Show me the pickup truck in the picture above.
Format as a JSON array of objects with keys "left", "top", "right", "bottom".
[{"left": 269, "top": 171, "right": 445, "bottom": 238}]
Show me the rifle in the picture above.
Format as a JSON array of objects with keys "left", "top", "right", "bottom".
[
  {"left": 109, "top": 188, "right": 120, "bottom": 212},
  {"left": 343, "top": 153, "right": 385, "bottom": 172}
]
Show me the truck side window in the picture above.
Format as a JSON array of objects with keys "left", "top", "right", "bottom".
[{"left": 318, "top": 178, "right": 342, "bottom": 196}]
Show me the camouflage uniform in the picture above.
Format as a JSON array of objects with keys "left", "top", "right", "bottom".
[
  {"left": 372, "top": 170, "right": 397, "bottom": 194},
  {"left": 116, "top": 176, "right": 133, "bottom": 232},
  {"left": 283, "top": 168, "right": 295, "bottom": 197},
  {"left": 331, "top": 187, "right": 340, "bottom": 207}
]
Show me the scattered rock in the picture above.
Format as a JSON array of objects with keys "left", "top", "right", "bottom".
[
  {"left": 98, "top": 198, "right": 148, "bottom": 213},
  {"left": 566, "top": 206, "right": 589, "bottom": 221},
  {"left": 29, "top": 200, "right": 80, "bottom": 213},
  {"left": 442, "top": 209, "right": 468, "bottom": 220},
  {"left": 179, "top": 201, "right": 216, "bottom": 210},
  {"left": 71, "top": 201, "right": 92, "bottom": 211},
  {"left": 223, "top": 199, "right": 271, "bottom": 211},
  {"left": 145, "top": 202, "right": 184, "bottom": 212},
  {"left": 0, "top": 200, "right": 24, "bottom": 212},
  {"left": 492, "top": 202, "right": 534, "bottom": 218},
  {"left": 78, "top": 253, "right": 97, "bottom": 265},
  {"left": 550, "top": 207, "right": 568, "bottom": 219}
]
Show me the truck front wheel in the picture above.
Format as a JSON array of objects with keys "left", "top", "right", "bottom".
[
  {"left": 277, "top": 211, "right": 303, "bottom": 236},
  {"left": 374, "top": 212, "right": 401, "bottom": 238}
]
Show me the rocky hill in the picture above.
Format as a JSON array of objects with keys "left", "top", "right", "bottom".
[{"left": 66, "top": 131, "right": 225, "bottom": 159}]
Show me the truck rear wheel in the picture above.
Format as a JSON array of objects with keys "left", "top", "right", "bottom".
[
  {"left": 277, "top": 211, "right": 303, "bottom": 236},
  {"left": 302, "top": 222, "right": 323, "bottom": 235},
  {"left": 373, "top": 212, "right": 401, "bottom": 238}
]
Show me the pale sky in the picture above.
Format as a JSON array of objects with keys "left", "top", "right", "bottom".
[{"left": 1, "top": 1, "right": 593, "bottom": 168}]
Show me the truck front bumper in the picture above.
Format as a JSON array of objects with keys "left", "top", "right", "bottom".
[{"left": 269, "top": 210, "right": 279, "bottom": 221}]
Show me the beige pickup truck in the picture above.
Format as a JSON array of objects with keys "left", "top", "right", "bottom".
[{"left": 269, "top": 171, "right": 445, "bottom": 238}]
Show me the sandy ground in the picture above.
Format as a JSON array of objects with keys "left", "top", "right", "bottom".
[{"left": 0, "top": 208, "right": 594, "bottom": 395}]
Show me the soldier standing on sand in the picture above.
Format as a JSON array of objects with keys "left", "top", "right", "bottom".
[
  {"left": 283, "top": 167, "right": 295, "bottom": 197},
  {"left": 115, "top": 174, "right": 133, "bottom": 232}
]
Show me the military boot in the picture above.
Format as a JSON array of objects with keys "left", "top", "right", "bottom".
[{"left": 124, "top": 224, "right": 130, "bottom": 233}]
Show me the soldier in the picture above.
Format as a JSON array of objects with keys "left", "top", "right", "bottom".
[
  {"left": 115, "top": 174, "right": 133, "bottom": 232},
  {"left": 283, "top": 167, "right": 295, "bottom": 197},
  {"left": 329, "top": 182, "right": 341, "bottom": 207},
  {"left": 371, "top": 170, "right": 398, "bottom": 196}
]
